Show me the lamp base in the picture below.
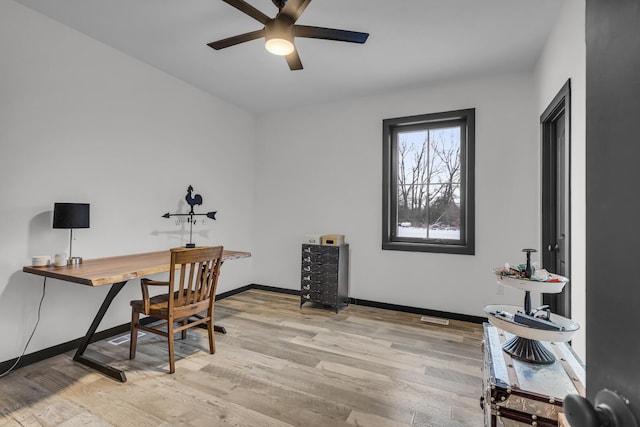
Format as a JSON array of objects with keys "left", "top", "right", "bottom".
[
  {"left": 185, "top": 243, "right": 196, "bottom": 249},
  {"left": 67, "top": 257, "right": 83, "bottom": 265}
]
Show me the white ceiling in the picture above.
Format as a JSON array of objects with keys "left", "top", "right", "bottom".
[{"left": 14, "top": 0, "right": 564, "bottom": 114}]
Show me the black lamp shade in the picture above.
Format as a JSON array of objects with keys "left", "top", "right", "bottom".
[{"left": 53, "top": 203, "right": 90, "bottom": 229}]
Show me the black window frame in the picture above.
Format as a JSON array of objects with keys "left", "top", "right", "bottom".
[{"left": 382, "top": 108, "right": 475, "bottom": 255}]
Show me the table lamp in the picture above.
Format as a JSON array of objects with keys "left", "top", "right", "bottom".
[{"left": 53, "top": 203, "right": 90, "bottom": 265}]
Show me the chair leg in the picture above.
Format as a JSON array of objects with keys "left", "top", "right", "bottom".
[
  {"left": 130, "top": 310, "right": 139, "bottom": 360},
  {"left": 181, "top": 318, "right": 187, "bottom": 340},
  {"left": 167, "top": 318, "right": 175, "bottom": 374},
  {"left": 208, "top": 312, "right": 215, "bottom": 354},
  {"left": 208, "top": 322, "right": 215, "bottom": 354}
]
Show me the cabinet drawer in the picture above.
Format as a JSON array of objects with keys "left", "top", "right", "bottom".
[
  {"left": 302, "top": 245, "right": 339, "bottom": 260},
  {"left": 301, "top": 245, "right": 327, "bottom": 256},
  {"left": 301, "top": 263, "right": 338, "bottom": 275},
  {"left": 301, "top": 291, "right": 339, "bottom": 305},
  {"left": 302, "top": 278, "right": 338, "bottom": 291},
  {"left": 311, "top": 283, "right": 338, "bottom": 294},
  {"left": 301, "top": 272, "right": 338, "bottom": 286}
]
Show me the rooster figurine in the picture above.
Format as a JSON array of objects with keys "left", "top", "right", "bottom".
[
  {"left": 162, "top": 185, "right": 216, "bottom": 248},
  {"left": 185, "top": 185, "right": 202, "bottom": 215}
]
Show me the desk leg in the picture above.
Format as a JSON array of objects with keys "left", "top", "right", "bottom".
[
  {"left": 196, "top": 322, "right": 226, "bottom": 334},
  {"left": 73, "top": 281, "right": 128, "bottom": 382},
  {"left": 211, "top": 260, "right": 227, "bottom": 334}
]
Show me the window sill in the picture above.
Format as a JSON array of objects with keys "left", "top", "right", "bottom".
[{"left": 382, "top": 241, "right": 475, "bottom": 255}]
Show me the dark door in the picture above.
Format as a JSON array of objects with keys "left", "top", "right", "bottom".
[
  {"left": 582, "top": 0, "right": 640, "bottom": 422},
  {"left": 541, "top": 81, "right": 571, "bottom": 317}
]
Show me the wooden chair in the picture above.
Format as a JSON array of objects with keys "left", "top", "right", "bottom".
[{"left": 129, "top": 246, "right": 223, "bottom": 373}]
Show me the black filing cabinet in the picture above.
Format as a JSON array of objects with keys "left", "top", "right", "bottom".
[{"left": 300, "top": 244, "right": 349, "bottom": 313}]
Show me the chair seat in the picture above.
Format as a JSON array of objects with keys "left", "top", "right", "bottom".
[
  {"left": 131, "top": 292, "right": 169, "bottom": 308},
  {"left": 131, "top": 291, "right": 207, "bottom": 317}
]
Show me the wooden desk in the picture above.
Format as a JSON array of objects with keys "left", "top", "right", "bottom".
[{"left": 23, "top": 249, "right": 250, "bottom": 382}]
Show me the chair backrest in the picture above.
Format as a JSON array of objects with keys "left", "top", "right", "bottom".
[{"left": 168, "top": 246, "right": 224, "bottom": 311}]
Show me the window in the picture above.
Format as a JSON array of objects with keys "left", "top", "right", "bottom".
[{"left": 382, "top": 109, "right": 475, "bottom": 254}]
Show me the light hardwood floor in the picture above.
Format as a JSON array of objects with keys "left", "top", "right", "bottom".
[{"left": 0, "top": 290, "right": 484, "bottom": 427}]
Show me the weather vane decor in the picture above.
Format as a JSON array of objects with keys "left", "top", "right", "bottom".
[{"left": 162, "top": 185, "right": 217, "bottom": 248}]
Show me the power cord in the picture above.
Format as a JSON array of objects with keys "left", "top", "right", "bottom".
[{"left": 0, "top": 277, "right": 47, "bottom": 378}]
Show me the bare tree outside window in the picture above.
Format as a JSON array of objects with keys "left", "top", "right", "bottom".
[
  {"left": 383, "top": 109, "right": 474, "bottom": 254},
  {"left": 396, "top": 127, "right": 461, "bottom": 239}
]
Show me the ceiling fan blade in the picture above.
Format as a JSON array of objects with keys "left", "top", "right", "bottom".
[
  {"left": 285, "top": 49, "right": 303, "bottom": 70},
  {"left": 207, "top": 29, "right": 265, "bottom": 50},
  {"left": 294, "top": 25, "right": 369, "bottom": 44},
  {"left": 222, "top": 0, "right": 271, "bottom": 25},
  {"left": 280, "top": 0, "right": 312, "bottom": 23}
]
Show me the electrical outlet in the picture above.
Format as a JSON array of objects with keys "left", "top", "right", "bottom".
[{"left": 496, "top": 283, "right": 504, "bottom": 295}]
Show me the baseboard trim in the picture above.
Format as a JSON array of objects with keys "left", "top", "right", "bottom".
[
  {"left": 215, "top": 284, "right": 254, "bottom": 300},
  {"left": 1, "top": 283, "right": 485, "bottom": 372},
  {"left": 0, "top": 317, "right": 157, "bottom": 375},
  {"left": 348, "top": 297, "right": 486, "bottom": 324},
  {"left": 242, "top": 284, "right": 486, "bottom": 324},
  {"left": 249, "top": 284, "right": 300, "bottom": 296}
]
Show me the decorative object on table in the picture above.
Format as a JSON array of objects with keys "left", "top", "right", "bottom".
[
  {"left": 54, "top": 253, "right": 67, "bottom": 267},
  {"left": 484, "top": 248, "right": 578, "bottom": 364},
  {"left": 303, "top": 234, "right": 322, "bottom": 245},
  {"left": 53, "top": 202, "right": 90, "bottom": 265},
  {"left": 321, "top": 234, "right": 345, "bottom": 246},
  {"left": 514, "top": 248, "right": 537, "bottom": 313},
  {"left": 31, "top": 255, "right": 51, "bottom": 267},
  {"left": 162, "top": 185, "right": 217, "bottom": 248}
]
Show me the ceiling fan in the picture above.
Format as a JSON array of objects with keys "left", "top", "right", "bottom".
[{"left": 207, "top": 0, "right": 369, "bottom": 71}]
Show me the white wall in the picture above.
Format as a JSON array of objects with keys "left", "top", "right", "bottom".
[
  {"left": 534, "top": 0, "right": 586, "bottom": 360},
  {"left": 0, "top": 1, "right": 255, "bottom": 362},
  {"left": 253, "top": 73, "right": 542, "bottom": 318},
  {"left": 1, "top": 0, "right": 587, "bottom": 367}
]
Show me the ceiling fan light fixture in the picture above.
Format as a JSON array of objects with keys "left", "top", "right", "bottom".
[
  {"left": 265, "top": 37, "right": 294, "bottom": 56},
  {"left": 265, "top": 20, "right": 294, "bottom": 56},
  {"left": 209, "top": 0, "right": 370, "bottom": 70}
]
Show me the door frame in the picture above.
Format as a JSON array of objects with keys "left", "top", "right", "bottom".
[{"left": 541, "top": 79, "right": 571, "bottom": 316}]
